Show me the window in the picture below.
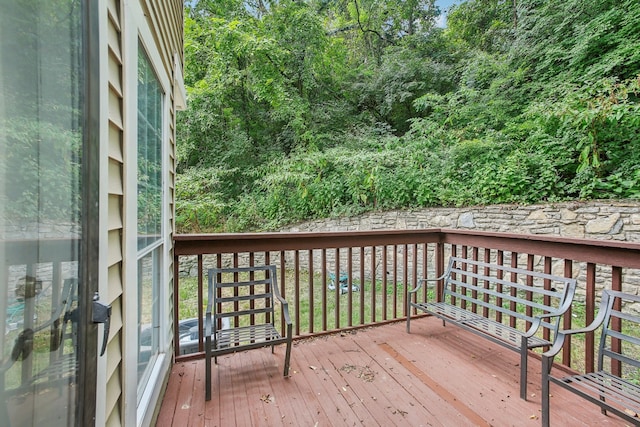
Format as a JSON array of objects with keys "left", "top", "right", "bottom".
[{"left": 136, "top": 43, "right": 164, "bottom": 399}]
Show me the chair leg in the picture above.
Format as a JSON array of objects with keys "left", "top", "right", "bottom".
[
  {"left": 541, "top": 356, "right": 551, "bottom": 427},
  {"left": 283, "top": 325, "right": 292, "bottom": 377},
  {"left": 283, "top": 340, "right": 292, "bottom": 377}
]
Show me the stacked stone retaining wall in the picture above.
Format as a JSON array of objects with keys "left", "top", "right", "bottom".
[{"left": 281, "top": 200, "right": 640, "bottom": 242}]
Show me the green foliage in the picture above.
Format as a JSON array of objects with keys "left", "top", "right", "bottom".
[
  {"left": 176, "top": 0, "right": 640, "bottom": 232},
  {"left": 526, "top": 76, "right": 640, "bottom": 198},
  {"left": 513, "top": 0, "right": 640, "bottom": 82},
  {"left": 175, "top": 168, "right": 225, "bottom": 232},
  {"left": 446, "top": 0, "right": 515, "bottom": 53}
]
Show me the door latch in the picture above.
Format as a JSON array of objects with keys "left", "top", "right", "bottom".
[{"left": 92, "top": 292, "right": 111, "bottom": 356}]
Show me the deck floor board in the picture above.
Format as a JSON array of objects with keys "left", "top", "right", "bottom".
[{"left": 157, "top": 318, "right": 629, "bottom": 426}]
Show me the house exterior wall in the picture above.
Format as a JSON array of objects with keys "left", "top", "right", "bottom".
[{"left": 103, "top": 1, "right": 183, "bottom": 426}]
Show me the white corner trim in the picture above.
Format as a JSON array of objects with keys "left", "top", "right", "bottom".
[{"left": 174, "top": 53, "right": 187, "bottom": 110}]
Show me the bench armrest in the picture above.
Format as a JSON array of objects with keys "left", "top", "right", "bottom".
[
  {"left": 523, "top": 309, "right": 567, "bottom": 337},
  {"left": 408, "top": 273, "right": 448, "bottom": 294},
  {"left": 524, "top": 282, "right": 578, "bottom": 338}
]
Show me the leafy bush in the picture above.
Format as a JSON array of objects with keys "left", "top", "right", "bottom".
[{"left": 175, "top": 167, "right": 228, "bottom": 232}]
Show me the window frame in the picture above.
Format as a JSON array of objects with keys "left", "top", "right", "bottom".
[{"left": 122, "top": 5, "right": 173, "bottom": 425}]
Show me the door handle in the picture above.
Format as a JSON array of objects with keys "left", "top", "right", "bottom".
[{"left": 92, "top": 292, "right": 111, "bottom": 357}]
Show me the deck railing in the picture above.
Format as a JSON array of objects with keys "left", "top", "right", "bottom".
[{"left": 173, "top": 228, "right": 640, "bottom": 373}]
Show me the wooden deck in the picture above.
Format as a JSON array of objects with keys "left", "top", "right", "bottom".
[{"left": 156, "top": 317, "right": 629, "bottom": 426}]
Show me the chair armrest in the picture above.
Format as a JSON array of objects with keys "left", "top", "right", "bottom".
[
  {"left": 275, "top": 294, "right": 293, "bottom": 326},
  {"left": 542, "top": 293, "right": 612, "bottom": 358}
]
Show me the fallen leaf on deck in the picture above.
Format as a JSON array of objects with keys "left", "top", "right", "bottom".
[
  {"left": 358, "top": 366, "right": 376, "bottom": 382},
  {"left": 260, "top": 394, "right": 274, "bottom": 403},
  {"left": 309, "top": 365, "right": 317, "bottom": 370},
  {"left": 340, "top": 364, "right": 357, "bottom": 373},
  {"left": 391, "top": 408, "right": 408, "bottom": 417}
]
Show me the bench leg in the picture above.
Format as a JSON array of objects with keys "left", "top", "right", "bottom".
[
  {"left": 541, "top": 356, "right": 551, "bottom": 427},
  {"left": 406, "top": 298, "right": 412, "bottom": 333},
  {"left": 205, "top": 336, "right": 212, "bottom": 401},
  {"left": 520, "top": 339, "right": 528, "bottom": 400}
]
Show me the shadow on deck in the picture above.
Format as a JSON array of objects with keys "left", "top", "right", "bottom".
[{"left": 157, "top": 318, "right": 628, "bottom": 426}]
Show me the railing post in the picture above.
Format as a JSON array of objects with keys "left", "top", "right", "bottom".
[
  {"left": 611, "top": 266, "right": 623, "bottom": 376},
  {"left": 308, "top": 249, "right": 315, "bottom": 334},
  {"left": 585, "top": 262, "right": 596, "bottom": 373},
  {"left": 562, "top": 259, "right": 573, "bottom": 367},
  {"left": 335, "top": 248, "right": 340, "bottom": 330},
  {"left": 197, "top": 254, "right": 204, "bottom": 353},
  {"left": 435, "top": 242, "right": 444, "bottom": 302},
  {"left": 294, "top": 250, "right": 300, "bottom": 335},
  {"left": 173, "top": 254, "right": 180, "bottom": 358}
]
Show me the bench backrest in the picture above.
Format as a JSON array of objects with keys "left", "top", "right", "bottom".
[
  {"left": 442, "top": 257, "right": 577, "bottom": 334},
  {"left": 595, "top": 290, "right": 640, "bottom": 375},
  {"left": 207, "top": 265, "right": 280, "bottom": 333}
]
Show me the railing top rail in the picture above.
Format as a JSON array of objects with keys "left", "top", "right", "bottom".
[{"left": 174, "top": 228, "right": 640, "bottom": 268}]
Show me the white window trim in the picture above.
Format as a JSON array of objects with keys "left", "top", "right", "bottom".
[
  {"left": 174, "top": 53, "right": 187, "bottom": 111},
  {"left": 122, "top": 2, "right": 173, "bottom": 426}
]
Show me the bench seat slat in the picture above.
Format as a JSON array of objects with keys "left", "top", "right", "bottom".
[
  {"left": 421, "top": 302, "right": 551, "bottom": 348},
  {"left": 462, "top": 317, "right": 550, "bottom": 348},
  {"left": 415, "top": 302, "right": 483, "bottom": 322}
]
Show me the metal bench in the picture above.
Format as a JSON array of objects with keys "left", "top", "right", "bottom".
[
  {"left": 205, "top": 265, "right": 292, "bottom": 401},
  {"left": 407, "top": 256, "right": 577, "bottom": 400},
  {"left": 542, "top": 290, "right": 640, "bottom": 426}
]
